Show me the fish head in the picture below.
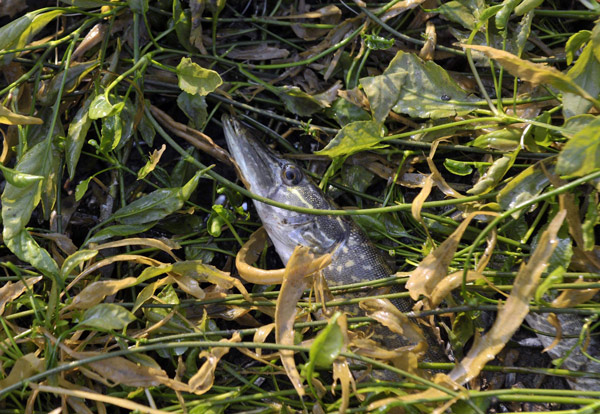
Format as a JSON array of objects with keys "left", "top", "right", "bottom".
[{"left": 223, "top": 116, "right": 348, "bottom": 264}]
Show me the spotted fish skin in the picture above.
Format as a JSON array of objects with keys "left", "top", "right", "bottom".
[{"left": 223, "top": 116, "right": 416, "bottom": 314}]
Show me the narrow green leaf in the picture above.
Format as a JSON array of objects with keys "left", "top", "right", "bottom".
[
  {"left": 79, "top": 303, "right": 136, "bottom": 330},
  {"left": 66, "top": 94, "right": 94, "bottom": 179},
  {"left": 565, "top": 30, "right": 591, "bottom": 66},
  {"left": 176, "top": 57, "right": 222, "bottom": 96},
  {"left": 308, "top": 312, "right": 343, "bottom": 370},
  {"left": 61, "top": 249, "right": 98, "bottom": 279},
  {"left": 0, "top": 164, "right": 43, "bottom": 187},
  {"left": 128, "top": 0, "right": 148, "bottom": 13},
  {"left": 444, "top": 159, "right": 474, "bottom": 176},
  {"left": 112, "top": 169, "right": 203, "bottom": 224},
  {"left": 86, "top": 223, "right": 155, "bottom": 245},
  {"left": 468, "top": 155, "right": 514, "bottom": 195}
]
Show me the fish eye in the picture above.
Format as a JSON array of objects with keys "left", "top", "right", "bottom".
[{"left": 282, "top": 164, "right": 302, "bottom": 185}]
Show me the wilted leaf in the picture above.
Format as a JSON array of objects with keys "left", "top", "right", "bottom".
[
  {"left": 0, "top": 105, "right": 42, "bottom": 125},
  {"left": 188, "top": 332, "right": 242, "bottom": 395},
  {"left": 278, "top": 86, "right": 325, "bottom": 117},
  {"left": 0, "top": 353, "right": 44, "bottom": 389},
  {"left": 79, "top": 303, "right": 136, "bottom": 330},
  {"left": 138, "top": 144, "right": 166, "bottom": 180},
  {"left": 37, "top": 61, "right": 99, "bottom": 106},
  {"left": 406, "top": 212, "right": 496, "bottom": 300},
  {"left": 236, "top": 227, "right": 285, "bottom": 284},
  {"left": 276, "top": 246, "right": 332, "bottom": 397},
  {"left": 316, "top": 121, "right": 385, "bottom": 158},
  {"left": 0, "top": 276, "right": 42, "bottom": 316},
  {"left": 462, "top": 44, "right": 599, "bottom": 107},
  {"left": 176, "top": 57, "right": 222, "bottom": 96},
  {"left": 448, "top": 210, "right": 566, "bottom": 384},
  {"left": 360, "top": 298, "right": 427, "bottom": 347},
  {"left": 177, "top": 92, "right": 208, "bottom": 129},
  {"left": 468, "top": 154, "right": 514, "bottom": 195},
  {"left": 361, "top": 51, "right": 479, "bottom": 120},
  {"left": 66, "top": 277, "right": 137, "bottom": 310},
  {"left": 112, "top": 169, "right": 203, "bottom": 224},
  {"left": 556, "top": 117, "right": 600, "bottom": 177}
]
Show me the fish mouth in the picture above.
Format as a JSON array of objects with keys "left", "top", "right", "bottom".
[{"left": 222, "top": 115, "right": 283, "bottom": 196}]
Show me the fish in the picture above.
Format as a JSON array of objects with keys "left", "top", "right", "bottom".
[{"left": 222, "top": 115, "right": 444, "bottom": 361}]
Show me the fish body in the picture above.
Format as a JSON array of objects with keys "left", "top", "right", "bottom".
[{"left": 223, "top": 116, "right": 400, "bottom": 305}]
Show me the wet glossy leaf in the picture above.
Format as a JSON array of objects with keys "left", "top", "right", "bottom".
[
  {"left": 563, "top": 42, "right": 600, "bottom": 119},
  {"left": 0, "top": 105, "right": 42, "bottom": 125},
  {"left": 173, "top": 0, "right": 193, "bottom": 52},
  {"left": 75, "top": 176, "right": 93, "bottom": 201},
  {"left": 316, "top": 121, "right": 385, "bottom": 158},
  {"left": 444, "top": 159, "right": 473, "bottom": 176},
  {"left": 38, "top": 61, "right": 99, "bottom": 106},
  {"left": 112, "top": 169, "right": 202, "bottom": 224},
  {"left": 556, "top": 117, "right": 600, "bottom": 177},
  {"left": 495, "top": 0, "right": 519, "bottom": 29},
  {"left": 0, "top": 164, "right": 43, "bottom": 187},
  {"left": 66, "top": 94, "right": 94, "bottom": 179},
  {"left": 176, "top": 57, "right": 222, "bottom": 96},
  {"left": 497, "top": 162, "right": 551, "bottom": 214},
  {"left": 361, "top": 34, "right": 394, "bottom": 50},
  {"left": 89, "top": 94, "right": 119, "bottom": 119},
  {"left": 79, "top": 303, "right": 136, "bottom": 330},
  {"left": 5, "top": 230, "right": 59, "bottom": 277}
]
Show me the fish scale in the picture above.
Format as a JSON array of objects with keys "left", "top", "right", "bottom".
[{"left": 222, "top": 115, "right": 444, "bottom": 362}]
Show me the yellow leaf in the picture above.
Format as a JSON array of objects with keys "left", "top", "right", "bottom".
[
  {"left": 0, "top": 276, "right": 42, "bottom": 316},
  {"left": 0, "top": 105, "right": 43, "bottom": 125},
  {"left": 64, "top": 277, "right": 137, "bottom": 311},
  {"left": 0, "top": 353, "right": 44, "bottom": 389}
]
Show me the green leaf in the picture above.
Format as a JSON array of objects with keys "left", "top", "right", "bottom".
[
  {"left": 497, "top": 162, "right": 551, "bottom": 215},
  {"left": 562, "top": 41, "right": 600, "bottom": 119},
  {"left": 471, "top": 127, "right": 521, "bottom": 150},
  {"left": 308, "top": 312, "right": 343, "bottom": 371},
  {"left": 75, "top": 176, "right": 93, "bottom": 201},
  {"left": 495, "top": 0, "right": 519, "bottom": 29},
  {"left": 556, "top": 117, "right": 600, "bottom": 177},
  {"left": 79, "top": 303, "right": 136, "bottom": 330},
  {"left": 360, "top": 72, "right": 405, "bottom": 124},
  {"left": 86, "top": 223, "right": 155, "bottom": 245},
  {"left": 326, "top": 97, "right": 371, "bottom": 126},
  {"left": 128, "top": 0, "right": 148, "bottom": 13},
  {"left": 361, "top": 34, "right": 394, "bottom": 50},
  {"left": 444, "top": 159, "right": 474, "bottom": 176},
  {"left": 435, "top": 1, "right": 478, "bottom": 30},
  {"left": 5, "top": 230, "right": 59, "bottom": 277},
  {"left": 177, "top": 92, "right": 208, "bottom": 128},
  {"left": 278, "top": 86, "right": 325, "bottom": 117},
  {"left": 468, "top": 154, "right": 515, "bottom": 195},
  {"left": 38, "top": 61, "right": 99, "bottom": 106},
  {"left": 362, "top": 51, "right": 479, "bottom": 120},
  {"left": 100, "top": 110, "right": 123, "bottom": 152},
  {"left": 514, "top": 0, "right": 544, "bottom": 15},
  {"left": 582, "top": 193, "right": 598, "bottom": 250},
  {"left": 591, "top": 21, "right": 600, "bottom": 63},
  {"left": 61, "top": 249, "right": 98, "bottom": 279},
  {"left": 0, "top": 164, "right": 43, "bottom": 187},
  {"left": 89, "top": 94, "right": 118, "bottom": 119},
  {"left": 0, "top": 9, "right": 63, "bottom": 65},
  {"left": 112, "top": 169, "right": 203, "bottom": 224},
  {"left": 66, "top": 94, "right": 94, "bottom": 179},
  {"left": 316, "top": 121, "right": 385, "bottom": 158},
  {"left": 565, "top": 30, "right": 591, "bottom": 65},
  {"left": 176, "top": 57, "right": 222, "bottom": 96},
  {"left": 173, "top": 0, "right": 193, "bottom": 52},
  {"left": 562, "top": 114, "right": 597, "bottom": 138}
]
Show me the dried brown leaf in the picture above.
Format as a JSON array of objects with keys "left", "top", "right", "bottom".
[
  {"left": 64, "top": 277, "right": 137, "bottom": 311},
  {"left": 228, "top": 45, "right": 290, "bottom": 61},
  {"left": 188, "top": 332, "right": 242, "bottom": 394},
  {"left": 236, "top": 227, "right": 285, "bottom": 284},
  {"left": 0, "top": 353, "right": 44, "bottom": 389},
  {"left": 448, "top": 210, "right": 566, "bottom": 384},
  {"left": 276, "top": 246, "right": 332, "bottom": 397},
  {"left": 0, "top": 276, "right": 42, "bottom": 316}
]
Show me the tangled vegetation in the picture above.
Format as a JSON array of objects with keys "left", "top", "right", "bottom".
[{"left": 1, "top": 0, "right": 600, "bottom": 412}]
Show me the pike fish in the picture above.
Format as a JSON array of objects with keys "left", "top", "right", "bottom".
[{"left": 222, "top": 115, "right": 444, "bottom": 358}]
